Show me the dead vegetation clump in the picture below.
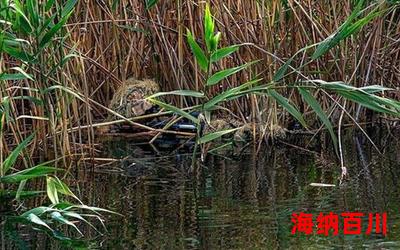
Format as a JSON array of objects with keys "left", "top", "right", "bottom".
[{"left": 108, "top": 78, "right": 160, "bottom": 120}]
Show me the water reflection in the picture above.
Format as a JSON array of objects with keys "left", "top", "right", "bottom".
[{"left": 1, "top": 129, "right": 400, "bottom": 249}]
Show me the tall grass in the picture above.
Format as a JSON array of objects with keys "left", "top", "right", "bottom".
[
  {"left": 1, "top": 0, "right": 115, "bottom": 242},
  {"left": 0, "top": 0, "right": 399, "bottom": 242},
  {"left": 64, "top": 0, "right": 399, "bottom": 124},
  {"left": 146, "top": 2, "right": 399, "bottom": 162},
  {"left": 1, "top": 0, "right": 399, "bottom": 164}
]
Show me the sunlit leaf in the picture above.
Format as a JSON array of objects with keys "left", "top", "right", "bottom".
[
  {"left": 26, "top": 213, "right": 53, "bottom": 231},
  {"left": 9, "top": 67, "right": 34, "bottom": 81},
  {"left": 50, "top": 211, "right": 82, "bottom": 235},
  {"left": 204, "top": 4, "right": 215, "bottom": 52},
  {"left": 186, "top": 29, "right": 208, "bottom": 71},
  {"left": 211, "top": 44, "right": 240, "bottom": 62},
  {"left": 198, "top": 128, "right": 240, "bottom": 144},
  {"left": 0, "top": 165, "right": 61, "bottom": 183},
  {"left": 148, "top": 90, "right": 204, "bottom": 99},
  {"left": 206, "top": 61, "right": 258, "bottom": 86},
  {"left": 47, "top": 176, "right": 59, "bottom": 204}
]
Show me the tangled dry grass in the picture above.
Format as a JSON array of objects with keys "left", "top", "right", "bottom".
[{"left": 66, "top": 0, "right": 400, "bottom": 123}]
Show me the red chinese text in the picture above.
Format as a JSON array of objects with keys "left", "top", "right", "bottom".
[{"left": 291, "top": 212, "right": 387, "bottom": 236}]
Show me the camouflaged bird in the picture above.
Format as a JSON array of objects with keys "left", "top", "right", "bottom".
[{"left": 108, "top": 78, "right": 160, "bottom": 120}]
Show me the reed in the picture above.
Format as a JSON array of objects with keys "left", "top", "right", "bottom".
[
  {"left": 65, "top": 0, "right": 400, "bottom": 122},
  {"left": 1, "top": 0, "right": 399, "bottom": 162}
]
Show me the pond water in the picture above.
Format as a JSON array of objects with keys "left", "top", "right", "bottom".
[{"left": 1, "top": 128, "right": 400, "bottom": 249}]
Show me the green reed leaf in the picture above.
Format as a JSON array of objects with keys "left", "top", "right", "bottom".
[
  {"left": 211, "top": 44, "right": 240, "bottom": 62},
  {"left": 204, "top": 79, "right": 262, "bottom": 110},
  {"left": 39, "top": 11, "right": 72, "bottom": 48},
  {"left": 1, "top": 133, "right": 34, "bottom": 175},
  {"left": 186, "top": 29, "right": 208, "bottom": 71},
  {"left": 206, "top": 61, "right": 257, "bottom": 86},
  {"left": 147, "top": 98, "right": 199, "bottom": 124},
  {"left": 268, "top": 89, "right": 307, "bottom": 128},
  {"left": 148, "top": 90, "right": 204, "bottom": 99},
  {"left": 299, "top": 87, "right": 338, "bottom": 155},
  {"left": 204, "top": 4, "right": 215, "bottom": 52},
  {"left": 47, "top": 176, "right": 59, "bottom": 204},
  {"left": 198, "top": 127, "right": 240, "bottom": 144},
  {"left": 26, "top": 213, "right": 53, "bottom": 231},
  {"left": 146, "top": 0, "right": 158, "bottom": 9},
  {"left": 0, "top": 165, "right": 61, "bottom": 183}
]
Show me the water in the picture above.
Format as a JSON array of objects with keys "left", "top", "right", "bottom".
[{"left": 1, "top": 129, "right": 400, "bottom": 249}]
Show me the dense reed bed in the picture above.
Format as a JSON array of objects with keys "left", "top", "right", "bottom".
[
  {"left": 67, "top": 0, "right": 400, "bottom": 119},
  {"left": 1, "top": 0, "right": 399, "bottom": 242},
  {"left": 1, "top": 0, "right": 400, "bottom": 162}
]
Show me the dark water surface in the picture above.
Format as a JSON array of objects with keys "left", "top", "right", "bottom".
[{"left": 2, "top": 129, "right": 400, "bottom": 249}]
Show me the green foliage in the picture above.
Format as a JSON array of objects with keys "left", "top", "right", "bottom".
[
  {"left": 149, "top": 2, "right": 400, "bottom": 162},
  {"left": 298, "top": 87, "right": 338, "bottom": 155},
  {"left": 198, "top": 128, "right": 240, "bottom": 144},
  {"left": 312, "top": 0, "right": 383, "bottom": 59},
  {"left": 0, "top": 134, "right": 114, "bottom": 242},
  {"left": 186, "top": 29, "right": 209, "bottom": 71},
  {"left": 268, "top": 89, "right": 307, "bottom": 128},
  {"left": 1, "top": 133, "right": 34, "bottom": 175},
  {"left": 145, "top": 0, "right": 158, "bottom": 9},
  {"left": 319, "top": 81, "right": 400, "bottom": 116},
  {"left": 211, "top": 45, "right": 241, "bottom": 62},
  {"left": 148, "top": 3, "right": 261, "bottom": 158},
  {"left": 206, "top": 61, "right": 258, "bottom": 86},
  {"left": 148, "top": 98, "right": 200, "bottom": 124},
  {"left": 0, "top": 165, "right": 60, "bottom": 183}
]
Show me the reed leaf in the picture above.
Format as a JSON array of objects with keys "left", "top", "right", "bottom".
[
  {"left": 39, "top": 11, "right": 72, "bottom": 48},
  {"left": 268, "top": 89, "right": 307, "bottom": 128},
  {"left": 145, "top": 0, "right": 158, "bottom": 9},
  {"left": 148, "top": 90, "right": 204, "bottom": 99},
  {"left": 1, "top": 133, "right": 34, "bottom": 175},
  {"left": 312, "top": 1, "right": 382, "bottom": 59},
  {"left": 46, "top": 176, "right": 59, "bottom": 204},
  {"left": 25, "top": 213, "right": 53, "bottom": 231},
  {"left": 204, "top": 79, "right": 262, "bottom": 110},
  {"left": 50, "top": 211, "right": 83, "bottom": 235},
  {"left": 147, "top": 98, "right": 199, "bottom": 124},
  {"left": 298, "top": 87, "right": 338, "bottom": 155},
  {"left": 204, "top": 4, "right": 215, "bottom": 52},
  {"left": 211, "top": 44, "right": 241, "bottom": 62},
  {"left": 186, "top": 29, "right": 208, "bottom": 71},
  {"left": 198, "top": 127, "right": 240, "bottom": 144},
  {"left": 0, "top": 165, "right": 61, "bottom": 183},
  {"left": 206, "top": 61, "right": 258, "bottom": 86}
]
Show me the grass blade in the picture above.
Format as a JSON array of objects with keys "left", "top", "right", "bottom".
[
  {"left": 268, "top": 89, "right": 307, "bottom": 128},
  {"left": 298, "top": 87, "right": 338, "bottom": 155},
  {"left": 147, "top": 98, "right": 199, "bottom": 124},
  {"left": 147, "top": 90, "right": 204, "bottom": 99},
  {"left": 206, "top": 61, "right": 257, "bottom": 86},
  {"left": 186, "top": 29, "right": 208, "bottom": 71},
  {"left": 198, "top": 128, "right": 240, "bottom": 144},
  {"left": 2, "top": 133, "right": 34, "bottom": 175},
  {"left": 211, "top": 45, "right": 240, "bottom": 62},
  {"left": 0, "top": 165, "right": 61, "bottom": 183}
]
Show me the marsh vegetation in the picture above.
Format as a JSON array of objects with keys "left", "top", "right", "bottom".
[{"left": 1, "top": 0, "right": 399, "bottom": 247}]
